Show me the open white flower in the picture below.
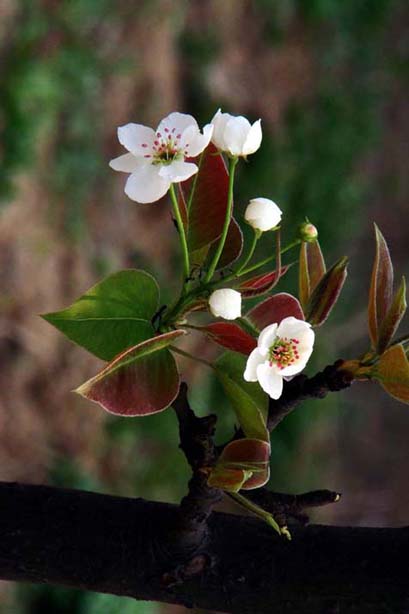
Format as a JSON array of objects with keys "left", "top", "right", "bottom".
[
  {"left": 211, "top": 110, "right": 262, "bottom": 157},
  {"left": 244, "top": 197, "right": 282, "bottom": 232},
  {"left": 109, "top": 112, "right": 213, "bottom": 204},
  {"left": 244, "top": 317, "right": 314, "bottom": 400},
  {"left": 209, "top": 289, "right": 242, "bottom": 320}
]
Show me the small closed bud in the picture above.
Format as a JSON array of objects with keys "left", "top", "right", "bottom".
[
  {"left": 299, "top": 221, "right": 318, "bottom": 243},
  {"left": 244, "top": 198, "right": 282, "bottom": 232},
  {"left": 209, "top": 289, "right": 242, "bottom": 320}
]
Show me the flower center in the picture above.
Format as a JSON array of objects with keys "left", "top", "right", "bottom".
[
  {"left": 268, "top": 337, "right": 300, "bottom": 370},
  {"left": 141, "top": 127, "right": 189, "bottom": 165}
]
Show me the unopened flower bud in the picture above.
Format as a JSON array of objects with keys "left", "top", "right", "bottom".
[
  {"left": 244, "top": 198, "right": 282, "bottom": 232},
  {"left": 208, "top": 289, "right": 242, "bottom": 320},
  {"left": 299, "top": 221, "right": 318, "bottom": 243}
]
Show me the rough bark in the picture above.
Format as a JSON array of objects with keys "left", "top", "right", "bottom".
[{"left": 0, "top": 481, "right": 408, "bottom": 614}]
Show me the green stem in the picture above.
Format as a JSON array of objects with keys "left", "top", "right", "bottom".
[
  {"left": 169, "top": 184, "right": 190, "bottom": 283},
  {"left": 170, "top": 345, "right": 215, "bottom": 369},
  {"left": 204, "top": 157, "right": 238, "bottom": 283},
  {"left": 237, "top": 229, "right": 260, "bottom": 275},
  {"left": 239, "top": 238, "right": 301, "bottom": 277},
  {"left": 228, "top": 492, "right": 288, "bottom": 538}
]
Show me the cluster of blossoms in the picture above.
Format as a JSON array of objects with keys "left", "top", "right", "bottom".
[{"left": 110, "top": 109, "right": 314, "bottom": 400}]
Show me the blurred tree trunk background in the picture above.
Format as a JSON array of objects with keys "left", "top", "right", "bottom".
[{"left": 0, "top": 1, "right": 408, "bottom": 612}]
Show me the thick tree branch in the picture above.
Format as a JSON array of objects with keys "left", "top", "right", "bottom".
[
  {"left": 0, "top": 482, "right": 408, "bottom": 613},
  {"left": 267, "top": 359, "right": 353, "bottom": 430}
]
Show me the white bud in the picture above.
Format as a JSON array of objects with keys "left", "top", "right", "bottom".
[
  {"left": 208, "top": 289, "right": 242, "bottom": 320},
  {"left": 210, "top": 110, "right": 262, "bottom": 157},
  {"left": 244, "top": 198, "right": 282, "bottom": 232}
]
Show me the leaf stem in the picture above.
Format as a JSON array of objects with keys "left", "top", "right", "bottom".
[
  {"left": 228, "top": 492, "right": 288, "bottom": 538},
  {"left": 239, "top": 238, "right": 301, "bottom": 277},
  {"left": 204, "top": 157, "right": 238, "bottom": 283},
  {"left": 236, "top": 229, "right": 261, "bottom": 275},
  {"left": 169, "top": 184, "right": 190, "bottom": 284}
]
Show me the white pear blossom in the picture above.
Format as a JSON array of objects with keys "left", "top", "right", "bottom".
[
  {"left": 244, "top": 197, "right": 282, "bottom": 232},
  {"left": 244, "top": 317, "right": 314, "bottom": 400},
  {"left": 109, "top": 112, "right": 213, "bottom": 204},
  {"left": 211, "top": 109, "right": 262, "bottom": 157},
  {"left": 209, "top": 289, "right": 242, "bottom": 320}
]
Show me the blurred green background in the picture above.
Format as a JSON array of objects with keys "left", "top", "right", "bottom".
[{"left": 0, "top": 1, "right": 408, "bottom": 612}]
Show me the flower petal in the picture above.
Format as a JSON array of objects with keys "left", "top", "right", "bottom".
[
  {"left": 182, "top": 123, "right": 213, "bottom": 157},
  {"left": 125, "top": 164, "right": 170, "bottom": 203},
  {"left": 117, "top": 124, "right": 156, "bottom": 156},
  {"left": 156, "top": 112, "right": 198, "bottom": 137},
  {"left": 243, "top": 348, "right": 265, "bottom": 381},
  {"left": 223, "top": 116, "right": 252, "bottom": 156},
  {"left": 243, "top": 120, "right": 262, "bottom": 155},
  {"left": 257, "top": 323, "right": 278, "bottom": 356},
  {"left": 210, "top": 109, "right": 230, "bottom": 150},
  {"left": 109, "top": 153, "right": 140, "bottom": 173},
  {"left": 158, "top": 160, "right": 198, "bottom": 183},
  {"left": 256, "top": 363, "right": 283, "bottom": 399}
]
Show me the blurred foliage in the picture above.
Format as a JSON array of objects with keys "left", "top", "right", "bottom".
[{"left": 0, "top": 0, "right": 406, "bottom": 612}]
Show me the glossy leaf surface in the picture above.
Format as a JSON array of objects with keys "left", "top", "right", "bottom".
[
  {"left": 216, "top": 352, "right": 269, "bottom": 441},
  {"left": 75, "top": 330, "right": 185, "bottom": 416},
  {"left": 247, "top": 293, "right": 304, "bottom": 331},
  {"left": 43, "top": 270, "right": 158, "bottom": 360}
]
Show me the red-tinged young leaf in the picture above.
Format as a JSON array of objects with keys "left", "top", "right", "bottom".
[
  {"left": 247, "top": 293, "right": 305, "bottom": 331},
  {"left": 208, "top": 216, "right": 243, "bottom": 270},
  {"left": 219, "top": 438, "right": 270, "bottom": 465},
  {"left": 299, "top": 242, "right": 310, "bottom": 310},
  {"left": 307, "top": 240, "right": 326, "bottom": 292},
  {"left": 374, "top": 344, "right": 409, "bottom": 404},
  {"left": 368, "top": 224, "right": 394, "bottom": 348},
  {"left": 198, "top": 322, "right": 257, "bottom": 355},
  {"left": 216, "top": 438, "right": 271, "bottom": 490},
  {"left": 305, "top": 257, "right": 348, "bottom": 327},
  {"left": 377, "top": 277, "right": 407, "bottom": 354},
  {"left": 207, "top": 467, "right": 251, "bottom": 492},
  {"left": 239, "top": 264, "right": 293, "bottom": 298},
  {"left": 75, "top": 330, "right": 185, "bottom": 416},
  {"left": 181, "top": 143, "right": 230, "bottom": 252},
  {"left": 241, "top": 466, "right": 270, "bottom": 490}
]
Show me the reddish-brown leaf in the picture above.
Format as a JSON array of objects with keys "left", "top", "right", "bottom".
[
  {"left": 247, "top": 293, "right": 305, "bottom": 331},
  {"left": 239, "top": 264, "right": 292, "bottom": 299},
  {"left": 210, "top": 438, "right": 271, "bottom": 491},
  {"left": 368, "top": 224, "right": 394, "bottom": 348},
  {"left": 306, "top": 257, "right": 348, "bottom": 327},
  {"left": 208, "top": 216, "right": 243, "bottom": 270},
  {"left": 377, "top": 277, "right": 407, "bottom": 354},
  {"left": 307, "top": 239, "right": 326, "bottom": 292},
  {"left": 375, "top": 343, "right": 409, "bottom": 404},
  {"left": 181, "top": 144, "right": 230, "bottom": 252},
  {"left": 299, "top": 242, "right": 310, "bottom": 310},
  {"left": 75, "top": 330, "right": 185, "bottom": 416},
  {"left": 198, "top": 322, "right": 257, "bottom": 355}
]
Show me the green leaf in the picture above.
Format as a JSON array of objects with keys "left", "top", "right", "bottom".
[
  {"left": 42, "top": 270, "right": 159, "bottom": 360},
  {"left": 75, "top": 330, "right": 185, "bottom": 416},
  {"left": 305, "top": 257, "right": 348, "bottom": 327},
  {"left": 377, "top": 277, "right": 407, "bottom": 354},
  {"left": 368, "top": 224, "right": 393, "bottom": 348},
  {"left": 215, "top": 352, "right": 269, "bottom": 441},
  {"left": 374, "top": 344, "right": 409, "bottom": 404}
]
